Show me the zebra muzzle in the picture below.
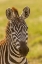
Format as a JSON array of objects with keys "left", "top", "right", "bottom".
[{"left": 19, "top": 41, "right": 29, "bottom": 56}]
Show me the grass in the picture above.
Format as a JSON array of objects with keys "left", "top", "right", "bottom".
[{"left": 0, "top": 0, "right": 42, "bottom": 64}]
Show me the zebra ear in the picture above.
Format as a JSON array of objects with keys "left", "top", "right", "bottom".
[
  {"left": 6, "top": 7, "right": 19, "bottom": 20},
  {"left": 6, "top": 8, "right": 14, "bottom": 20},
  {"left": 20, "top": 6, "right": 30, "bottom": 19}
]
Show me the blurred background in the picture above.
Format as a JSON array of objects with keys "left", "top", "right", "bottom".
[{"left": 0, "top": 0, "right": 42, "bottom": 64}]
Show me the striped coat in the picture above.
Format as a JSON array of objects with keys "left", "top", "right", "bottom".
[{"left": 0, "top": 6, "right": 30, "bottom": 64}]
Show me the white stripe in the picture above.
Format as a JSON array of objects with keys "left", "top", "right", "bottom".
[
  {"left": 1, "top": 56, "right": 2, "bottom": 64},
  {"left": 12, "top": 44, "right": 20, "bottom": 54},
  {"left": 3, "top": 45, "right": 6, "bottom": 64},
  {"left": 10, "top": 45, "right": 20, "bottom": 57},
  {"left": 21, "top": 58, "right": 26, "bottom": 64},
  {"left": 16, "top": 46, "right": 20, "bottom": 49},
  {"left": 16, "top": 42, "right": 20, "bottom": 49},
  {"left": 10, "top": 53, "right": 24, "bottom": 63}
]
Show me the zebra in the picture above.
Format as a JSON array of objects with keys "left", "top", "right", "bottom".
[{"left": 0, "top": 6, "right": 30, "bottom": 64}]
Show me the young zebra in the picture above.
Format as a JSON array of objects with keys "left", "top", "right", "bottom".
[{"left": 0, "top": 6, "right": 30, "bottom": 64}]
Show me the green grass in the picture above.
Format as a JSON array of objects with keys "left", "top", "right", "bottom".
[{"left": 0, "top": 0, "right": 42, "bottom": 64}]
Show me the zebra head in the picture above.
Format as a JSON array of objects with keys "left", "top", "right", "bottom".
[{"left": 6, "top": 7, "right": 30, "bottom": 57}]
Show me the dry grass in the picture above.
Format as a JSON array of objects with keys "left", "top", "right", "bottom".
[
  {"left": 0, "top": 0, "right": 7, "bottom": 2},
  {"left": 28, "top": 58, "right": 42, "bottom": 64}
]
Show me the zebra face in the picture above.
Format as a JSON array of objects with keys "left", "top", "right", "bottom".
[
  {"left": 9, "top": 17, "right": 29, "bottom": 56},
  {"left": 6, "top": 7, "right": 30, "bottom": 56}
]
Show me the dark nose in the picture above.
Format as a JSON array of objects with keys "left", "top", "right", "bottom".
[{"left": 19, "top": 41, "right": 29, "bottom": 56}]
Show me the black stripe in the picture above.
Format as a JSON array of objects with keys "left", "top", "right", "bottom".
[
  {"left": 10, "top": 49, "right": 20, "bottom": 58},
  {"left": 16, "top": 44, "right": 20, "bottom": 46},
  {"left": 26, "top": 33, "right": 28, "bottom": 35},
  {"left": 5, "top": 45, "right": 10, "bottom": 64},
  {"left": 20, "top": 57, "right": 25, "bottom": 63},
  {"left": 24, "top": 59, "right": 27, "bottom": 64},
  {"left": 9, "top": 55, "right": 19, "bottom": 64},
  {"left": 11, "top": 45, "right": 20, "bottom": 55},
  {"left": 26, "top": 37, "right": 28, "bottom": 40}
]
